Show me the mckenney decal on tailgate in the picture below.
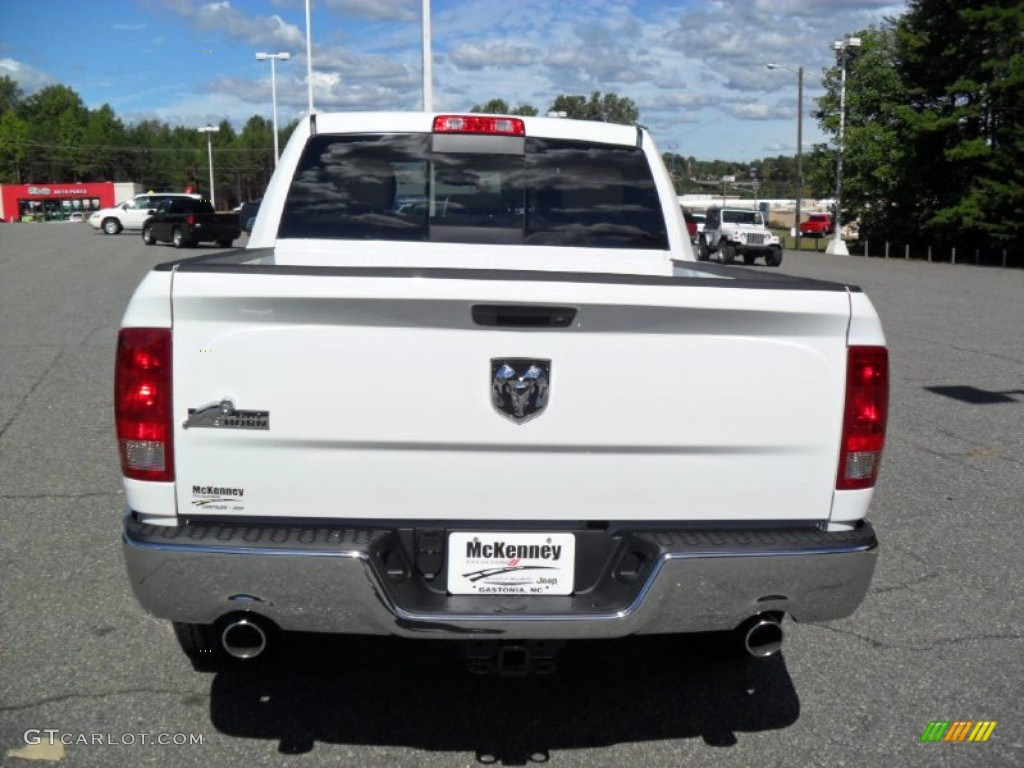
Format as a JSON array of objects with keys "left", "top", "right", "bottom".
[{"left": 191, "top": 485, "right": 246, "bottom": 511}]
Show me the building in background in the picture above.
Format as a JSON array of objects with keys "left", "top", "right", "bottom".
[{"left": 0, "top": 182, "right": 143, "bottom": 222}]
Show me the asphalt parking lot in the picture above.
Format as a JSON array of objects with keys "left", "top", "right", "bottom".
[{"left": 0, "top": 223, "right": 1021, "bottom": 767}]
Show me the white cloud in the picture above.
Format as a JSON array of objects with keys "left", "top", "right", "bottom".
[
  {"left": 133, "top": 91, "right": 267, "bottom": 130},
  {"left": 729, "top": 103, "right": 783, "bottom": 120},
  {"left": 322, "top": 0, "right": 419, "bottom": 23},
  {"left": 312, "top": 46, "right": 421, "bottom": 90},
  {"left": 646, "top": 91, "right": 718, "bottom": 111},
  {"left": 169, "top": 0, "right": 305, "bottom": 48},
  {"left": 0, "top": 58, "right": 56, "bottom": 93},
  {"left": 139, "top": 0, "right": 909, "bottom": 160},
  {"left": 448, "top": 41, "right": 539, "bottom": 70},
  {"left": 205, "top": 45, "right": 422, "bottom": 115}
]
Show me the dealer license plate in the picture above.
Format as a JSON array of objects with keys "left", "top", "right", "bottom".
[{"left": 447, "top": 532, "right": 576, "bottom": 596}]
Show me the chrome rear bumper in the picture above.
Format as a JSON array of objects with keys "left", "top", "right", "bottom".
[{"left": 122, "top": 513, "right": 877, "bottom": 640}]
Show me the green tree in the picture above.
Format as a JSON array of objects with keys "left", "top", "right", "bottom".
[
  {"left": 167, "top": 126, "right": 198, "bottom": 192},
  {"left": 127, "top": 120, "right": 173, "bottom": 190},
  {"left": 812, "top": 22, "right": 910, "bottom": 239},
  {"left": 279, "top": 118, "right": 299, "bottom": 148},
  {"left": 210, "top": 119, "right": 238, "bottom": 207},
  {"left": 548, "top": 92, "right": 639, "bottom": 125},
  {"left": 469, "top": 98, "right": 538, "bottom": 116},
  {"left": 0, "top": 75, "right": 23, "bottom": 116},
  {"left": 0, "top": 109, "right": 29, "bottom": 183},
  {"left": 815, "top": 2, "right": 1024, "bottom": 249},
  {"left": 898, "top": 1, "right": 1024, "bottom": 246},
  {"left": 235, "top": 115, "right": 275, "bottom": 201},
  {"left": 18, "top": 84, "right": 88, "bottom": 180},
  {"left": 58, "top": 110, "right": 87, "bottom": 180},
  {"left": 81, "top": 104, "right": 128, "bottom": 181}
]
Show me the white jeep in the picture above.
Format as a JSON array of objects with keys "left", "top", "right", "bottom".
[{"left": 698, "top": 206, "right": 783, "bottom": 267}]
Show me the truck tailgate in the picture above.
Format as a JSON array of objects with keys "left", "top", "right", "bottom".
[{"left": 170, "top": 268, "right": 851, "bottom": 523}]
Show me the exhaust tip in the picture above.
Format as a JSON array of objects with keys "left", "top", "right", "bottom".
[
  {"left": 741, "top": 616, "right": 783, "bottom": 658},
  {"left": 220, "top": 617, "right": 268, "bottom": 660}
]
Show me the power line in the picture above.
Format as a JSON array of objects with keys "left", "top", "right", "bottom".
[{"left": 15, "top": 141, "right": 275, "bottom": 154}]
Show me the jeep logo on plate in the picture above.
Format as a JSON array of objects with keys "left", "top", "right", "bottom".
[{"left": 491, "top": 359, "right": 550, "bottom": 423}]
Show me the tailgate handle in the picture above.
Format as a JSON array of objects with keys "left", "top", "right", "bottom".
[{"left": 472, "top": 305, "right": 577, "bottom": 328}]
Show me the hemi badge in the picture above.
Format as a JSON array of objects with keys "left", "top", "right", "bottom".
[{"left": 184, "top": 399, "right": 269, "bottom": 430}]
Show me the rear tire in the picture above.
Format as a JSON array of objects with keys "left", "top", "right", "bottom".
[
  {"left": 697, "top": 237, "right": 710, "bottom": 261},
  {"left": 142, "top": 225, "right": 155, "bottom": 245},
  {"left": 217, "top": 238, "right": 234, "bottom": 248},
  {"left": 102, "top": 218, "right": 122, "bottom": 235},
  {"left": 172, "top": 227, "right": 187, "bottom": 248}
]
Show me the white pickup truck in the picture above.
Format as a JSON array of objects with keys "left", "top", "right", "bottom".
[{"left": 116, "top": 112, "right": 888, "bottom": 673}]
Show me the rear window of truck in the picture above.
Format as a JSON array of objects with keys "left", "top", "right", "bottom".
[{"left": 278, "top": 133, "right": 668, "bottom": 250}]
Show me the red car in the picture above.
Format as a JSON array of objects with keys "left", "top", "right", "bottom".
[
  {"left": 799, "top": 213, "right": 834, "bottom": 237},
  {"left": 681, "top": 207, "right": 698, "bottom": 243}
]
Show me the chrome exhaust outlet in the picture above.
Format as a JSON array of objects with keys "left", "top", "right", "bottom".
[
  {"left": 220, "top": 617, "right": 268, "bottom": 660},
  {"left": 740, "top": 616, "right": 783, "bottom": 658}
]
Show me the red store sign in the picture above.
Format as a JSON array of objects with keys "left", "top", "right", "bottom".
[
  {"left": 26, "top": 186, "right": 90, "bottom": 196},
  {"left": 0, "top": 181, "right": 117, "bottom": 222}
]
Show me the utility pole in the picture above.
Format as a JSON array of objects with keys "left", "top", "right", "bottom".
[
  {"left": 197, "top": 125, "right": 220, "bottom": 208},
  {"left": 766, "top": 62, "right": 804, "bottom": 249},
  {"left": 422, "top": 0, "right": 433, "bottom": 111},
  {"left": 305, "top": 0, "right": 315, "bottom": 114},
  {"left": 255, "top": 52, "right": 291, "bottom": 166},
  {"left": 826, "top": 36, "right": 861, "bottom": 256}
]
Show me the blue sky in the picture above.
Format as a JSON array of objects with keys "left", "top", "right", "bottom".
[{"left": 1, "top": 0, "right": 907, "bottom": 161}]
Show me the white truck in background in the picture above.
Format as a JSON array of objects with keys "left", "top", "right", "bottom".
[{"left": 116, "top": 112, "right": 888, "bottom": 674}]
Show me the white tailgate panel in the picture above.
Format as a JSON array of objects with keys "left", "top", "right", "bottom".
[{"left": 171, "top": 272, "right": 849, "bottom": 522}]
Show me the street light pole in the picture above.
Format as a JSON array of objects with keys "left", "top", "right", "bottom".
[
  {"left": 422, "top": 0, "right": 433, "bottom": 111},
  {"left": 664, "top": 142, "right": 678, "bottom": 191},
  {"left": 766, "top": 62, "right": 803, "bottom": 250},
  {"left": 304, "top": 0, "right": 315, "bottom": 114},
  {"left": 197, "top": 125, "right": 220, "bottom": 209},
  {"left": 827, "top": 36, "right": 861, "bottom": 256},
  {"left": 256, "top": 52, "right": 291, "bottom": 166}
]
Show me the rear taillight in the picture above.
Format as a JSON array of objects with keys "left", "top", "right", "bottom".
[
  {"left": 186, "top": 214, "right": 196, "bottom": 226},
  {"left": 837, "top": 346, "right": 888, "bottom": 490},
  {"left": 115, "top": 328, "right": 174, "bottom": 482},
  {"left": 433, "top": 115, "right": 525, "bottom": 136},
  {"left": 686, "top": 220, "right": 697, "bottom": 237}
]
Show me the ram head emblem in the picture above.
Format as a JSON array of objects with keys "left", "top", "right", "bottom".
[{"left": 491, "top": 359, "right": 551, "bottom": 423}]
